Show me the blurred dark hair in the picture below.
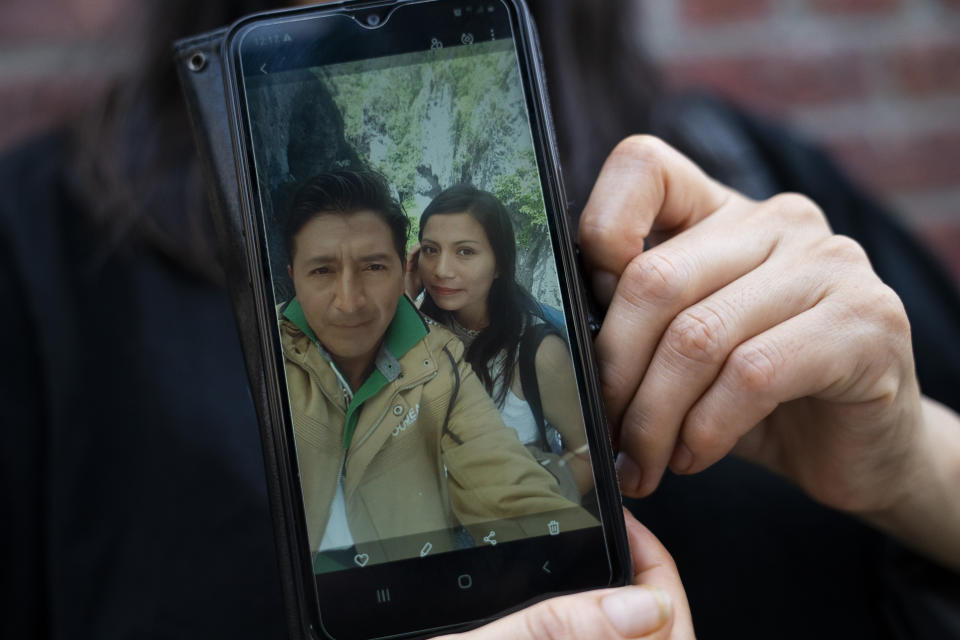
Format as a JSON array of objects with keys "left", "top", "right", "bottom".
[
  {"left": 418, "top": 185, "right": 541, "bottom": 405},
  {"left": 285, "top": 170, "right": 409, "bottom": 264},
  {"left": 526, "top": 0, "right": 660, "bottom": 211},
  {"left": 68, "top": 0, "right": 657, "bottom": 279},
  {"left": 69, "top": 0, "right": 283, "bottom": 280}
]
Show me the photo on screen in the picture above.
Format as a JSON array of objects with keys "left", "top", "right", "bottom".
[{"left": 242, "top": 29, "right": 599, "bottom": 574}]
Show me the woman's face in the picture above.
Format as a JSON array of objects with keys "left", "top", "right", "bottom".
[{"left": 419, "top": 212, "right": 498, "bottom": 329}]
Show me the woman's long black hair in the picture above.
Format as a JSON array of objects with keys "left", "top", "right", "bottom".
[
  {"left": 526, "top": 0, "right": 660, "bottom": 210},
  {"left": 68, "top": 0, "right": 282, "bottom": 280},
  {"left": 418, "top": 185, "right": 542, "bottom": 406}
]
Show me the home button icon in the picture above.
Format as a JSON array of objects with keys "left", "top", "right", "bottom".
[{"left": 457, "top": 574, "right": 473, "bottom": 590}]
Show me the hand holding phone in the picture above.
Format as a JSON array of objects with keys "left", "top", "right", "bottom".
[
  {"left": 440, "top": 510, "right": 695, "bottom": 640},
  {"left": 179, "top": 1, "right": 630, "bottom": 637}
]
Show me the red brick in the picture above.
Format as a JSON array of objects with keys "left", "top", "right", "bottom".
[
  {"left": 810, "top": 0, "right": 901, "bottom": 14},
  {"left": 827, "top": 131, "right": 960, "bottom": 192},
  {"left": 0, "top": 0, "right": 121, "bottom": 41},
  {"left": 890, "top": 43, "right": 960, "bottom": 95},
  {"left": 681, "top": 0, "right": 772, "bottom": 24},
  {"left": 913, "top": 220, "right": 960, "bottom": 287},
  {"left": 664, "top": 52, "right": 870, "bottom": 113}
]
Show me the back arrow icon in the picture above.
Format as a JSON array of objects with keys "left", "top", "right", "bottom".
[
  {"left": 260, "top": 63, "right": 268, "bottom": 74},
  {"left": 542, "top": 561, "right": 551, "bottom": 574}
]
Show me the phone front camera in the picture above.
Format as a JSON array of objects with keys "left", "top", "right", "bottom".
[{"left": 365, "top": 13, "right": 382, "bottom": 27}]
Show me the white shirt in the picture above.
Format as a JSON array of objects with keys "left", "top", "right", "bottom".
[
  {"left": 318, "top": 475, "right": 354, "bottom": 551},
  {"left": 498, "top": 387, "right": 541, "bottom": 445}
]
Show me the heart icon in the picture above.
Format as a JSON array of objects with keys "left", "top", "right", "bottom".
[{"left": 354, "top": 553, "right": 369, "bottom": 567}]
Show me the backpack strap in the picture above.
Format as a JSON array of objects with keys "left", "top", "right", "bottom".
[
  {"left": 440, "top": 346, "right": 463, "bottom": 446},
  {"left": 518, "top": 322, "right": 562, "bottom": 448}
]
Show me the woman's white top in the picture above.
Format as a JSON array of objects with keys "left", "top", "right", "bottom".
[
  {"left": 450, "top": 313, "right": 543, "bottom": 446},
  {"left": 498, "top": 386, "right": 541, "bottom": 445}
]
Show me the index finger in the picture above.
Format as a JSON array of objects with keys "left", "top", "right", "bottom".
[{"left": 578, "top": 135, "right": 730, "bottom": 280}]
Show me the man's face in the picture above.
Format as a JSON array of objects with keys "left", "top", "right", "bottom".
[{"left": 288, "top": 211, "right": 405, "bottom": 378}]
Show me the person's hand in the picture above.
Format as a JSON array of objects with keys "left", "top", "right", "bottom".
[
  {"left": 405, "top": 242, "right": 423, "bottom": 300},
  {"left": 579, "top": 135, "right": 931, "bottom": 528},
  {"left": 436, "top": 510, "right": 695, "bottom": 639}
]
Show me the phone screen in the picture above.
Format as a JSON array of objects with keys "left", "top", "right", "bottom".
[{"left": 229, "top": 2, "right": 625, "bottom": 637}]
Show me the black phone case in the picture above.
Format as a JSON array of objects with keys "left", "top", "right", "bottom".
[
  {"left": 174, "top": 29, "right": 313, "bottom": 638},
  {"left": 174, "top": 3, "right": 630, "bottom": 637}
]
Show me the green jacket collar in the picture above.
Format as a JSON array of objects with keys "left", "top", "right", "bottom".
[{"left": 282, "top": 295, "right": 428, "bottom": 450}]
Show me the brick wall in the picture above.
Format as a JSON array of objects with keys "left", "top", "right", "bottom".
[
  {"left": 636, "top": 0, "right": 960, "bottom": 285},
  {"left": 2, "top": 0, "right": 958, "bottom": 284},
  {"left": 0, "top": 0, "right": 128, "bottom": 150}
]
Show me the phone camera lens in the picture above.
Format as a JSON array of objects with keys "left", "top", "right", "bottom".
[{"left": 365, "top": 13, "right": 382, "bottom": 27}]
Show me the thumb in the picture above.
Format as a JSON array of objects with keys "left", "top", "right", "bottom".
[{"left": 437, "top": 585, "right": 674, "bottom": 640}]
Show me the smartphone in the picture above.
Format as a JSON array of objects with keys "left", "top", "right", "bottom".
[{"left": 219, "top": 1, "right": 629, "bottom": 637}]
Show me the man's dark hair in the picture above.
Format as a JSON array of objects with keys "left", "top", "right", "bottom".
[{"left": 284, "top": 170, "right": 409, "bottom": 264}]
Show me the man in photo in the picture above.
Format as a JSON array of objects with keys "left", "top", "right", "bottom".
[{"left": 278, "top": 169, "right": 592, "bottom": 572}]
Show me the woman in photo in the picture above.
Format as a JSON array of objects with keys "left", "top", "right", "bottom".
[{"left": 407, "top": 184, "right": 593, "bottom": 500}]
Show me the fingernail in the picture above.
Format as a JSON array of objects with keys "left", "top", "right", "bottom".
[
  {"left": 669, "top": 442, "right": 693, "bottom": 474},
  {"left": 591, "top": 270, "right": 618, "bottom": 307},
  {"left": 615, "top": 453, "right": 642, "bottom": 496},
  {"left": 601, "top": 586, "right": 671, "bottom": 637}
]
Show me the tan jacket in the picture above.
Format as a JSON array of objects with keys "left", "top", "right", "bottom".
[{"left": 280, "top": 298, "right": 592, "bottom": 565}]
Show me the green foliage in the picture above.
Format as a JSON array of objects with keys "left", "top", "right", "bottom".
[
  {"left": 492, "top": 153, "right": 546, "bottom": 252},
  {"left": 406, "top": 213, "right": 420, "bottom": 253},
  {"left": 320, "top": 42, "right": 529, "bottom": 205}
]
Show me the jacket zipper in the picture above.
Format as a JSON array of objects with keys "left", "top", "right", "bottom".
[{"left": 348, "top": 369, "right": 438, "bottom": 455}]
